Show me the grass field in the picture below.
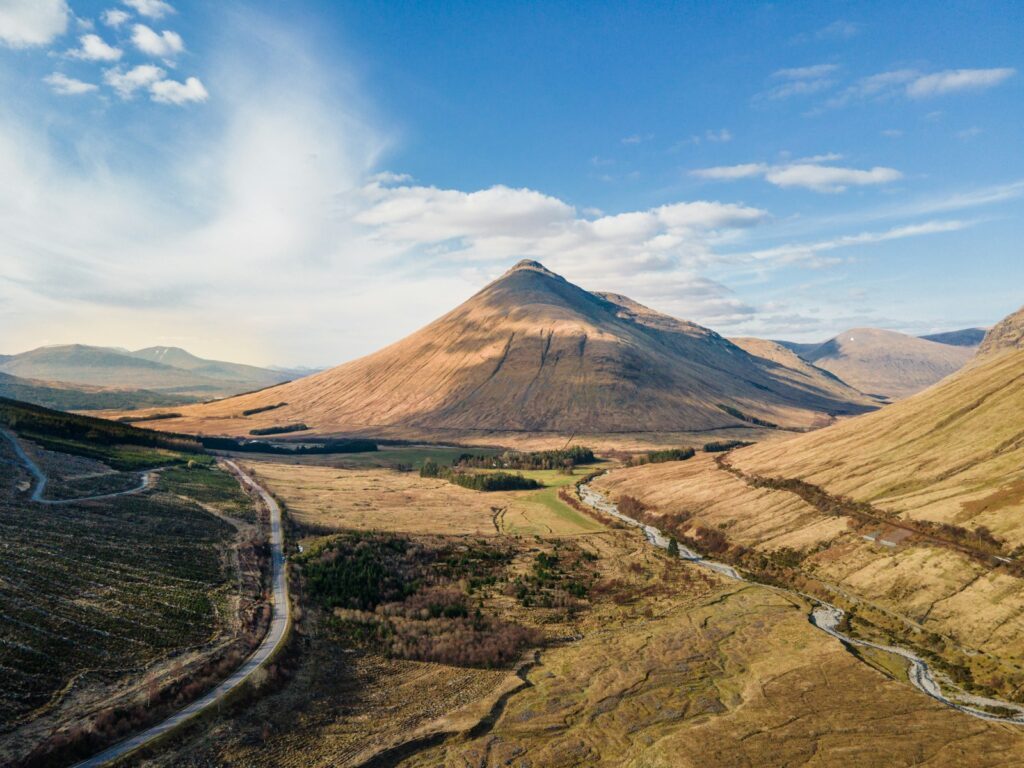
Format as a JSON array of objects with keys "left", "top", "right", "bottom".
[{"left": 246, "top": 461, "right": 604, "bottom": 539}]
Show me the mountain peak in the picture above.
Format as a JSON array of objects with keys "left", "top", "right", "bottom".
[{"left": 505, "top": 259, "right": 559, "bottom": 277}]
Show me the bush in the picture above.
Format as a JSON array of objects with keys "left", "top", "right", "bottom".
[
  {"left": 646, "top": 447, "right": 696, "bottom": 464},
  {"left": 249, "top": 423, "right": 309, "bottom": 436}
]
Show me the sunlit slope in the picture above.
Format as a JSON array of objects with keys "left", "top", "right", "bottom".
[
  {"left": 803, "top": 327, "right": 976, "bottom": 400},
  {"left": 733, "top": 308, "right": 1024, "bottom": 538},
  {"left": 135, "top": 260, "right": 877, "bottom": 441}
]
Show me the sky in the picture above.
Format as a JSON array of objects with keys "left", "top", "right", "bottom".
[{"left": 0, "top": 0, "right": 1021, "bottom": 367}]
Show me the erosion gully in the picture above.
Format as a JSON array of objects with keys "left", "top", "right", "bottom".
[{"left": 578, "top": 482, "right": 1024, "bottom": 725}]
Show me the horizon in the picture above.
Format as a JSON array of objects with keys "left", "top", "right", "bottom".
[{"left": 2, "top": 1, "right": 1022, "bottom": 367}]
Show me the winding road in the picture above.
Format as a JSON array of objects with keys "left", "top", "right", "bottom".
[
  {"left": 578, "top": 481, "right": 1024, "bottom": 725},
  {"left": 69, "top": 459, "right": 291, "bottom": 767},
  {"left": 2, "top": 428, "right": 292, "bottom": 766},
  {"left": 1, "top": 428, "right": 157, "bottom": 504}
]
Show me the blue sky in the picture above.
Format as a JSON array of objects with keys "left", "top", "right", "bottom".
[{"left": 1, "top": 0, "right": 1021, "bottom": 366}]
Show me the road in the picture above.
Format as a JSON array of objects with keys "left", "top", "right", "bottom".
[
  {"left": 577, "top": 481, "right": 1024, "bottom": 725},
  {"left": 64, "top": 459, "right": 291, "bottom": 767},
  {"left": 1, "top": 428, "right": 156, "bottom": 505}
]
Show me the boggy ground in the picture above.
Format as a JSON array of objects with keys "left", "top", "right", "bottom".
[
  {"left": 593, "top": 453, "right": 1024, "bottom": 707},
  {"left": 127, "top": 454, "right": 1024, "bottom": 767}
]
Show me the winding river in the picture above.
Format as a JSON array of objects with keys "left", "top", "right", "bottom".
[{"left": 578, "top": 482, "right": 1024, "bottom": 725}]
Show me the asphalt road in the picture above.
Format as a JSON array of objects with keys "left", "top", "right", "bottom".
[{"left": 70, "top": 459, "right": 291, "bottom": 767}]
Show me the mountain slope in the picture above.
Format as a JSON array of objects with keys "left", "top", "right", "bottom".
[
  {"left": 129, "top": 346, "right": 291, "bottom": 387},
  {"left": 0, "top": 344, "right": 293, "bottom": 398},
  {"left": 732, "top": 309, "right": 1024, "bottom": 538},
  {"left": 131, "top": 260, "right": 877, "bottom": 443},
  {"left": 0, "top": 372, "right": 193, "bottom": 412},
  {"left": 728, "top": 337, "right": 878, "bottom": 406},
  {"left": 977, "top": 305, "right": 1024, "bottom": 357},
  {"left": 801, "top": 327, "right": 975, "bottom": 400},
  {"left": 919, "top": 327, "right": 987, "bottom": 347}
]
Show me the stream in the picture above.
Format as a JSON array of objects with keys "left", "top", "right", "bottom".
[{"left": 578, "top": 482, "right": 1024, "bottom": 725}]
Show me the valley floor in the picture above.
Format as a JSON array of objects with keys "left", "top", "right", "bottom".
[{"left": 122, "top": 450, "right": 1024, "bottom": 767}]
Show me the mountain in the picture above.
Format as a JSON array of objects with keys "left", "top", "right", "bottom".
[
  {"left": 128, "top": 260, "right": 877, "bottom": 444},
  {"left": 728, "top": 336, "right": 880, "bottom": 405},
  {"left": 919, "top": 327, "right": 987, "bottom": 347},
  {"left": 773, "top": 340, "right": 823, "bottom": 358},
  {"left": 798, "top": 328, "right": 976, "bottom": 400},
  {"left": 732, "top": 306, "right": 1024, "bottom": 529},
  {"left": 128, "top": 346, "right": 292, "bottom": 388},
  {"left": 0, "top": 344, "right": 295, "bottom": 400},
  {"left": 0, "top": 372, "right": 193, "bottom": 412},
  {"left": 977, "top": 305, "right": 1024, "bottom": 357}
]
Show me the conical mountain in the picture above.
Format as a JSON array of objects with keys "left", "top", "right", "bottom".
[{"left": 144, "top": 260, "right": 877, "bottom": 444}]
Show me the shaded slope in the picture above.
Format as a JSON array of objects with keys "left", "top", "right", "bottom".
[
  {"left": 802, "top": 328, "right": 975, "bottom": 400},
  {"left": 134, "top": 260, "right": 877, "bottom": 442},
  {"left": 920, "top": 328, "right": 987, "bottom": 347},
  {"left": 729, "top": 337, "right": 879, "bottom": 407},
  {"left": 0, "top": 372, "right": 193, "bottom": 412}
]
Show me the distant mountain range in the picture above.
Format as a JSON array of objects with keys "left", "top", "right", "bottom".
[
  {"left": 0, "top": 345, "right": 307, "bottom": 411},
  {"left": 124, "top": 260, "right": 879, "bottom": 445},
  {"left": 775, "top": 328, "right": 978, "bottom": 400}
]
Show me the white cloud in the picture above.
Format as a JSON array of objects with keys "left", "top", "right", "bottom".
[
  {"left": 881, "top": 128, "right": 903, "bottom": 138},
  {"left": 102, "top": 9, "right": 131, "bottom": 27},
  {"left": 123, "top": 0, "right": 175, "bottom": 19},
  {"left": 693, "top": 160, "right": 901, "bottom": 193},
  {"left": 774, "top": 64, "right": 839, "bottom": 80},
  {"left": 621, "top": 133, "right": 653, "bottom": 145},
  {"left": 67, "top": 33, "right": 122, "bottom": 61},
  {"left": 764, "top": 164, "right": 901, "bottom": 193},
  {"left": 705, "top": 128, "right": 732, "bottom": 143},
  {"left": 759, "top": 64, "right": 838, "bottom": 100},
  {"left": 149, "top": 76, "right": 208, "bottom": 104},
  {"left": 0, "top": 0, "right": 69, "bottom": 48},
  {"left": 103, "top": 64, "right": 165, "bottom": 98},
  {"left": 816, "top": 20, "right": 860, "bottom": 39},
  {"left": 907, "top": 68, "right": 1015, "bottom": 97},
  {"left": 43, "top": 72, "right": 98, "bottom": 95},
  {"left": 131, "top": 23, "right": 183, "bottom": 57},
  {"left": 824, "top": 67, "right": 1014, "bottom": 109},
  {"left": 740, "top": 220, "right": 970, "bottom": 264},
  {"left": 692, "top": 163, "right": 768, "bottom": 180}
]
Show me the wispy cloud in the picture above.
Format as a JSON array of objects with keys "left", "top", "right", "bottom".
[
  {"left": 825, "top": 67, "right": 1015, "bottom": 108},
  {"left": 907, "top": 67, "right": 1015, "bottom": 97},
  {"left": 693, "top": 159, "right": 901, "bottom": 193},
  {"left": 43, "top": 72, "right": 98, "bottom": 95},
  {"left": 102, "top": 9, "right": 130, "bottom": 27},
  {"left": 758, "top": 64, "right": 838, "bottom": 100},
  {"left": 738, "top": 219, "right": 971, "bottom": 264}
]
